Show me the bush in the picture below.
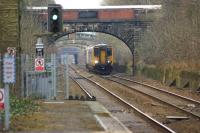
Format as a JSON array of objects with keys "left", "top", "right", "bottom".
[{"left": 0, "top": 96, "right": 39, "bottom": 118}]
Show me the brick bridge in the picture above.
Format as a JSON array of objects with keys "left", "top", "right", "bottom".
[
  {"left": 36, "top": 5, "right": 161, "bottom": 75},
  {"left": 0, "top": 1, "right": 161, "bottom": 76}
]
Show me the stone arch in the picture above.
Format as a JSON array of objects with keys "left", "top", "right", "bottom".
[
  {"left": 54, "top": 31, "right": 133, "bottom": 54},
  {"left": 53, "top": 30, "right": 135, "bottom": 75},
  {"left": 47, "top": 20, "right": 151, "bottom": 75}
]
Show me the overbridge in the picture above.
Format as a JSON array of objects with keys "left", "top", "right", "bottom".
[{"left": 29, "top": 5, "right": 161, "bottom": 75}]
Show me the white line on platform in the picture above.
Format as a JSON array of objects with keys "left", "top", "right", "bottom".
[{"left": 44, "top": 101, "right": 64, "bottom": 104}]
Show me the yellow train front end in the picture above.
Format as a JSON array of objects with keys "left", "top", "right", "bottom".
[{"left": 86, "top": 44, "right": 113, "bottom": 75}]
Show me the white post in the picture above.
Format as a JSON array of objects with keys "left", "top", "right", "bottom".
[
  {"left": 51, "top": 54, "right": 56, "bottom": 99},
  {"left": 4, "top": 84, "right": 10, "bottom": 130}
]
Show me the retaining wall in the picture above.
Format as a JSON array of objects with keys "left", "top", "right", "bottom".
[{"left": 136, "top": 64, "right": 200, "bottom": 91}]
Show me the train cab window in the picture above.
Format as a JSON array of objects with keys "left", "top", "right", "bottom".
[
  {"left": 107, "top": 48, "right": 112, "bottom": 56},
  {"left": 94, "top": 48, "right": 99, "bottom": 56}
]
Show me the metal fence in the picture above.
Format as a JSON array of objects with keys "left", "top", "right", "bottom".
[{"left": 21, "top": 54, "right": 57, "bottom": 99}]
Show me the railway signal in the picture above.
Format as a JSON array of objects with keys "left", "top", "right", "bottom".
[{"left": 48, "top": 4, "right": 63, "bottom": 33}]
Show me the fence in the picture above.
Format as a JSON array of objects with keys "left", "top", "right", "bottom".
[{"left": 21, "top": 54, "right": 57, "bottom": 99}]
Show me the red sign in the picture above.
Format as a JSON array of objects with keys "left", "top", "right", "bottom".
[
  {"left": 0, "top": 89, "right": 4, "bottom": 110},
  {"left": 35, "top": 58, "right": 45, "bottom": 71}
]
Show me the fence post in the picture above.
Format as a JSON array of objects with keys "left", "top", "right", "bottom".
[
  {"left": 65, "top": 56, "right": 69, "bottom": 99},
  {"left": 51, "top": 54, "right": 56, "bottom": 99},
  {"left": 21, "top": 54, "right": 24, "bottom": 97},
  {"left": 25, "top": 55, "right": 29, "bottom": 97}
]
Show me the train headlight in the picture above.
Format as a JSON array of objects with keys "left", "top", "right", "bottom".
[
  {"left": 107, "top": 60, "right": 110, "bottom": 63},
  {"left": 94, "top": 60, "right": 99, "bottom": 64}
]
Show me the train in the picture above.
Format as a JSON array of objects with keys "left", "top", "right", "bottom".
[{"left": 86, "top": 43, "right": 113, "bottom": 75}]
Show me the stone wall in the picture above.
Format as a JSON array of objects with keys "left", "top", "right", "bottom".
[
  {"left": 0, "top": 0, "right": 19, "bottom": 53},
  {"left": 0, "top": 0, "right": 19, "bottom": 91},
  {"left": 136, "top": 64, "right": 200, "bottom": 91}
]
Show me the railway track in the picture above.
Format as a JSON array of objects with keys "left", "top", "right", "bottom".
[
  {"left": 104, "top": 75, "right": 200, "bottom": 119},
  {"left": 72, "top": 66, "right": 200, "bottom": 119},
  {"left": 70, "top": 66, "right": 176, "bottom": 133},
  {"left": 113, "top": 75, "right": 200, "bottom": 104},
  {"left": 69, "top": 75, "right": 96, "bottom": 101},
  {"left": 71, "top": 65, "right": 200, "bottom": 132}
]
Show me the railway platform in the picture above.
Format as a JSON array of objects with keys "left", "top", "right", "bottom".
[{"left": 9, "top": 100, "right": 131, "bottom": 133}]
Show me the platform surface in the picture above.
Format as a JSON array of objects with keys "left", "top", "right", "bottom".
[{"left": 9, "top": 101, "right": 131, "bottom": 133}]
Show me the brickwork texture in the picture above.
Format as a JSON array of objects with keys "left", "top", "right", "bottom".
[{"left": 0, "top": 0, "right": 19, "bottom": 53}]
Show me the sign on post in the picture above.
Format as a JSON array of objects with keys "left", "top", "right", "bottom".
[
  {"left": 0, "top": 89, "right": 4, "bottom": 109},
  {"left": 2, "top": 50, "right": 16, "bottom": 130},
  {"left": 3, "top": 56, "right": 16, "bottom": 83},
  {"left": 35, "top": 58, "right": 45, "bottom": 71},
  {"left": 7, "top": 47, "right": 16, "bottom": 57}
]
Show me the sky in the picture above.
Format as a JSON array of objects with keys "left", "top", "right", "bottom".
[{"left": 55, "top": 0, "right": 103, "bottom": 9}]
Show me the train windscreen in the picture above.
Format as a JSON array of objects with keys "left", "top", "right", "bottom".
[
  {"left": 107, "top": 48, "right": 112, "bottom": 56},
  {"left": 94, "top": 48, "right": 99, "bottom": 56}
]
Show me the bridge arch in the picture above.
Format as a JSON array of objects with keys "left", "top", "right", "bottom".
[
  {"left": 30, "top": 5, "right": 161, "bottom": 75},
  {"left": 53, "top": 30, "right": 135, "bottom": 74},
  {"left": 54, "top": 31, "right": 134, "bottom": 55}
]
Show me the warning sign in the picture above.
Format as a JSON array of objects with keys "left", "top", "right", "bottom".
[
  {"left": 0, "top": 89, "right": 4, "bottom": 110},
  {"left": 35, "top": 58, "right": 45, "bottom": 72}
]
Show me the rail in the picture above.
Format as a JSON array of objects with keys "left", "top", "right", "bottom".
[{"left": 71, "top": 67, "right": 176, "bottom": 133}]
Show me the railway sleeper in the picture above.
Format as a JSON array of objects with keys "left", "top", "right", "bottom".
[{"left": 68, "top": 95, "right": 96, "bottom": 101}]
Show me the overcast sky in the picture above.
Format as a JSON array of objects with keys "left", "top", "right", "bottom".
[{"left": 55, "top": 0, "right": 103, "bottom": 9}]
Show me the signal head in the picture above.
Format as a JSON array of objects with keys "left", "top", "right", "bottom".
[{"left": 48, "top": 4, "right": 63, "bottom": 33}]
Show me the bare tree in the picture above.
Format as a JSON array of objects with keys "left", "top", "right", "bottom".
[
  {"left": 20, "top": 0, "right": 55, "bottom": 54},
  {"left": 102, "top": 0, "right": 161, "bottom": 5},
  {"left": 138, "top": 0, "right": 200, "bottom": 70}
]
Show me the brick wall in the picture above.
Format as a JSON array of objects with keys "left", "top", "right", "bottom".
[
  {"left": 0, "top": 0, "right": 19, "bottom": 53},
  {"left": 62, "top": 9, "right": 135, "bottom": 22}
]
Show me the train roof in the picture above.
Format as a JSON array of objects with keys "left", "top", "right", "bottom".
[
  {"left": 95, "top": 43, "right": 107, "bottom": 46},
  {"left": 94, "top": 43, "right": 112, "bottom": 47}
]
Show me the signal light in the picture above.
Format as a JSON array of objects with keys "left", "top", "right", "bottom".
[{"left": 48, "top": 4, "right": 63, "bottom": 33}]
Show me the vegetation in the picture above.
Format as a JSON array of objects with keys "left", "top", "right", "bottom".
[
  {"left": 10, "top": 96, "right": 39, "bottom": 117},
  {"left": 102, "top": 0, "right": 200, "bottom": 71},
  {"left": 0, "top": 95, "right": 39, "bottom": 123},
  {"left": 24, "top": 0, "right": 55, "bottom": 6},
  {"left": 102, "top": 0, "right": 161, "bottom": 5},
  {"left": 139, "top": 0, "right": 200, "bottom": 71},
  {"left": 20, "top": 0, "right": 55, "bottom": 54}
]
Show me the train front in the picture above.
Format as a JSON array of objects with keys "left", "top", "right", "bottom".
[{"left": 93, "top": 44, "right": 113, "bottom": 74}]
